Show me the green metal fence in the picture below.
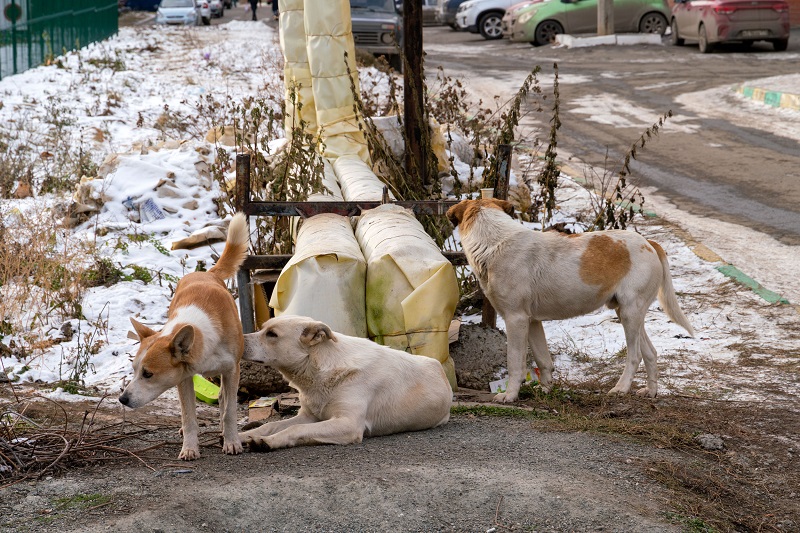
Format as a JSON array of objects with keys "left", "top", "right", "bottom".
[{"left": 0, "top": 0, "right": 118, "bottom": 79}]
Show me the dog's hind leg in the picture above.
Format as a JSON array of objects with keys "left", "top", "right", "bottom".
[
  {"left": 608, "top": 309, "right": 646, "bottom": 396},
  {"left": 219, "top": 367, "right": 243, "bottom": 455},
  {"left": 636, "top": 327, "right": 659, "bottom": 398},
  {"left": 247, "top": 416, "right": 365, "bottom": 451},
  {"left": 528, "top": 320, "right": 554, "bottom": 393},
  {"left": 177, "top": 376, "right": 201, "bottom": 460},
  {"left": 494, "top": 314, "right": 529, "bottom": 403}
]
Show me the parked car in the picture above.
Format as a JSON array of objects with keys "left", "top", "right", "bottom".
[
  {"left": 350, "top": 0, "right": 404, "bottom": 71},
  {"left": 501, "top": 0, "right": 536, "bottom": 38},
  {"left": 508, "top": 0, "right": 670, "bottom": 46},
  {"left": 456, "top": 0, "right": 519, "bottom": 39},
  {"left": 437, "top": 0, "right": 471, "bottom": 28},
  {"left": 155, "top": 0, "right": 211, "bottom": 25},
  {"left": 208, "top": 0, "right": 224, "bottom": 18},
  {"left": 670, "top": 0, "right": 790, "bottom": 53}
]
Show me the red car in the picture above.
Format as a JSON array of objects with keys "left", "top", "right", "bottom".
[{"left": 670, "top": 0, "right": 790, "bottom": 52}]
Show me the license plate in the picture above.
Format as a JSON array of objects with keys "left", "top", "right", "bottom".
[{"left": 741, "top": 30, "right": 769, "bottom": 37}]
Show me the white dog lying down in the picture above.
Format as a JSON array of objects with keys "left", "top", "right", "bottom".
[
  {"left": 239, "top": 315, "right": 452, "bottom": 451},
  {"left": 446, "top": 198, "right": 695, "bottom": 402}
]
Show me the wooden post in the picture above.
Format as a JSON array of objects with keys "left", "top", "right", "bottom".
[
  {"left": 495, "top": 144, "right": 512, "bottom": 201},
  {"left": 235, "top": 153, "right": 255, "bottom": 333},
  {"left": 480, "top": 144, "right": 513, "bottom": 329},
  {"left": 403, "top": 0, "right": 426, "bottom": 187},
  {"left": 598, "top": 0, "right": 614, "bottom": 36}
]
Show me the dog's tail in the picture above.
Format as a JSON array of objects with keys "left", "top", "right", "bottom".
[
  {"left": 209, "top": 213, "right": 249, "bottom": 281},
  {"left": 649, "top": 240, "right": 695, "bottom": 337}
]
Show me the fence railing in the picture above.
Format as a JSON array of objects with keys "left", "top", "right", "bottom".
[{"left": 0, "top": 0, "right": 118, "bottom": 79}]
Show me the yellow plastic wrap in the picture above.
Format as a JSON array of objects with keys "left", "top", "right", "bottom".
[
  {"left": 333, "top": 155, "right": 394, "bottom": 202},
  {"left": 355, "top": 204, "right": 458, "bottom": 389},
  {"left": 280, "top": 0, "right": 317, "bottom": 136},
  {"left": 270, "top": 214, "right": 367, "bottom": 337},
  {"left": 304, "top": 0, "right": 370, "bottom": 162}
]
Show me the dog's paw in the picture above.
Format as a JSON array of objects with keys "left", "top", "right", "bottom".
[
  {"left": 607, "top": 386, "right": 629, "bottom": 396},
  {"left": 636, "top": 386, "right": 658, "bottom": 398},
  {"left": 493, "top": 392, "right": 518, "bottom": 403},
  {"left": 178, "top": 447, "right": 201, "bottom": 461},
  {"left": 222, "top": 438, "right": 243, "bottom": 455},
  {"left": 245, "top": 437, "right": 272, "bottom": 453}
]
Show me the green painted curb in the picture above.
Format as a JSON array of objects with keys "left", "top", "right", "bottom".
[{"left": 715, "top": 265, "right": 790, "bottom": 305}]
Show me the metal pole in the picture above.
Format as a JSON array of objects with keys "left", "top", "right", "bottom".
[
  {"left": 403, "top": 0, "right": 426, "bottom": 188},
  {"left": 235, "top": 153, "right": 255, "bottom": 333}
]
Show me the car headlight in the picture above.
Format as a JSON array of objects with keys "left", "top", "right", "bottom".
[
  {"left": 518, "top": 11, "right": 537, "bottom": 25},
  {"left": 458, "top": 1, "right": 474, "bottom": 13}
]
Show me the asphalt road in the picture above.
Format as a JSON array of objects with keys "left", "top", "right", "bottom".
[{"left": 422, "top": 26, "right": 800, "bottom": 247}]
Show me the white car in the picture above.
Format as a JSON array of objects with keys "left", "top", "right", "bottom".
[
  {"left": 456, "top": 0, "right": 519, "bottom": 39},
  {"left": 208, "top": 0, "right": 224, "bottom": 18},
  {"left": 155, "top": 0, "right": 211, "bottom": 26}
]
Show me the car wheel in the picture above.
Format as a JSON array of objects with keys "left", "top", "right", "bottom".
[
  {"left": 478, "top": 12, "right": 503, "bottom": 40},
  {"left": 670, "top": 18, "right": 684, "bottom": 46},
  {"left": 202, "top": 16, "right": 210, "bottom": 26},
  {"left": 533, "top": 20, "right": 564, "bottom": 46},
  {"left": 639, "top": 12, "right": 667, "bottom": 35},
  {"left": 698, "top": 23, "right": 713, "bottom": 53},
  {"left": 220, "top": 8, "right": 224, "bottom": 17},
  {"left": 449, "top": 23, "right": 458, "bottom": 30},
  {"left": 772, "top": 38, "right": 788, "bottom": 51}
]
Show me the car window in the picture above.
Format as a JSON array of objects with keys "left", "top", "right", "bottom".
[
  {"left": 350, "top": 0, "right": 396, "bottom": 12},
  {"left": 161, "top": 0, "right": 194, "bottom": 7}
]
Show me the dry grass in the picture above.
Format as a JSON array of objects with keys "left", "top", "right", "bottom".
[
  {"left": 495, "top": 386, "right": 800, "bottom": 532},
  {"left": 0, "top": 204, "right": 94, "bottom": 344}
]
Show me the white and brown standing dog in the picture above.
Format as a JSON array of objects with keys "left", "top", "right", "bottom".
[
  {"left": 447, "top": 198, "right": 695, "bottom": 402},
  {"left": 238, "top": 315, "right": 452, "bottom": 451},
  {"left": 119, "top": 213, "right": 249, "bottom": 460}
]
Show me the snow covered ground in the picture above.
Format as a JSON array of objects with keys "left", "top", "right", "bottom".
[{"left": 1, "top": 21, "right": 798, "bottom": 405}]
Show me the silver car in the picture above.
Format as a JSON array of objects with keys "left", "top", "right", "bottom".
[{"left": 155, "top": 0, "right": 210, "bottom": 26}]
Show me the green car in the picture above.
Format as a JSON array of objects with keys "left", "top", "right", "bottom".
[{"left": 508, "top": 0, "right": 670, "bottom": 46}]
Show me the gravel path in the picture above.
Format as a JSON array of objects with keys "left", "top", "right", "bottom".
[{"left": 1, "top": 414, "right": 684, "bottom": 532}]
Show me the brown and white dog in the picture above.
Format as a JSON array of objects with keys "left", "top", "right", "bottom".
[
  {"left": 447, "top": 198, "right": 695, "bottom": 402},
  {"left": 238, "top": 315, "right": 452, "bottom": 451},
  {"left": 119, "top": 213, "right": 249, "bottom": 460}
]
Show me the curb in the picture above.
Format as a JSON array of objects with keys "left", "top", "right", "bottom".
[
  {"left": 557, "top": 164, "right": 795, "bottom": 309},
  {"left": 738, "top": 84, "right": 800, "bottom": 111},
  {"left": 554, "top": 33, "right": 663, "bottom": 48}
]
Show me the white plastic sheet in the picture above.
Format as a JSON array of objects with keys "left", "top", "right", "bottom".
[
  {"left": 333, "top": 155, "right": 394, "bottom": 202},
  {"left": 355, "top": 204, "right": 459, "bottom": 389},
  {"left": 280, "top": 0, "right": 317, "bottom": 136},
  {"left": 270, "top": 213, "right": 367, "bottom": 337},
  {"left": 304, "top": 0, "right": 370, "bottom": 162}
]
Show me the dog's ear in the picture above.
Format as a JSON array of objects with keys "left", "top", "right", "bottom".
[
  {"left": 170, "top": 325, "right": 195, "bottom": 362},
  {"left": 130, "top": 318, "right": 157, "bottom": 341},
  {"left": 300, "top": 322, "right": 337, "bottom": 347},
  {"left": 494, "top": 199, "right": 516, "bottom": 218},
  {"left": 446, "top": 200, "right": 470, "bottom": 228}
]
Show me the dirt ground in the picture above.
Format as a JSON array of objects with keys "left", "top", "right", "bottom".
[{"left": 2, "top": 356, "right": 799, "bottom": 532}]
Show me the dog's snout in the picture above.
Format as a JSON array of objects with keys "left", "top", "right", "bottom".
[{"left": 119, "top": 394, "right": 130, "bottom": 406}]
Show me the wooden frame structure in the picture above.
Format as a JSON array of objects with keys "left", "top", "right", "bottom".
[{"left": 233, "top": 153, "right": 472, "bottom": 333}]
